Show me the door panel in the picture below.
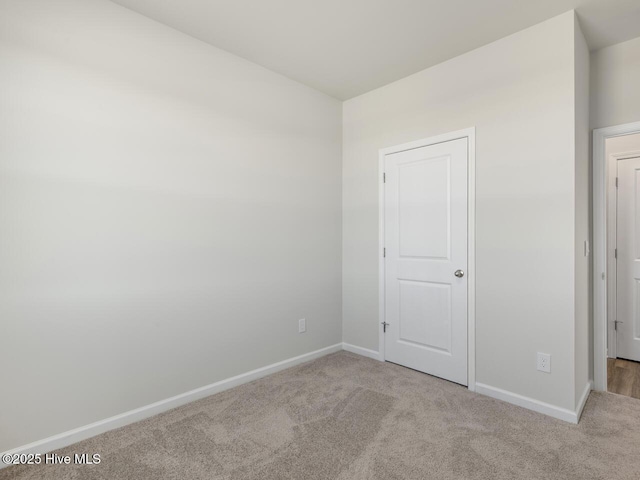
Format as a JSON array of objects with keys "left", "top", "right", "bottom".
[
  {"left": 398, "top": 156, "right": 450, "bottom": 259},
  {"left": 384, "top": 137, "right": 468, "bottom": 385},
  {"left": 398, "top": 280, "right": 451, "bottom": 352},
  {"left": 617, "top": 156, "right": 640, "bottom": 362}
]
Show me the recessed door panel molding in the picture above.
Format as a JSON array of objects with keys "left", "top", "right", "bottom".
[
  {"left": 397, "top": 155, "right": 451, "bottom": 259},
  {"left": 398, "top": 279, "right": 452, "bottom": 353},
  {"left": 382, "top": 135, "right": 469, "bottom": 385}
]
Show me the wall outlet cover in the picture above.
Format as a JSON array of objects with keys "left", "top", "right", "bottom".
[
  {"left": 537, "top": 352, "right": 551, "bottom": 373},
  {"left": 298, "top": 318, "right": 306, "bottom": 333}
]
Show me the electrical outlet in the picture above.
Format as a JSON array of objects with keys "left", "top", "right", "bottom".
[
  {"left": 537, "top": 353, "right": 551, "bottom": 373},
  {"left": 298, "top": 318, "right": 306, "bottom": 333}
]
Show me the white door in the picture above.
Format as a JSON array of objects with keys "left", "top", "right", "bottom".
[
  {"left": 616, "top": 156, "right": 640, "bottom": 362},
  {"left": 384, "top": 137, "right": 468, "bottom": 385}
]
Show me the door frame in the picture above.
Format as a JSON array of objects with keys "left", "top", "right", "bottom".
[
  {"left": 593, "top": 120, "right": 640, "bottom": 391},
  {"left": 378, "top": 127, "right": 476, "bottom": 392}
]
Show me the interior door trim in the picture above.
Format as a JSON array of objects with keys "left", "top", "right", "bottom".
[
  {"left": 593, "top": 121, "right": 640, "bottom": 392},
  {"left": 378, "top": 127, "right": 476, "bottom": 392}
]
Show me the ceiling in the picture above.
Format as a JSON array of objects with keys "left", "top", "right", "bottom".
[{"left": 111, "top": 0, "right": 640, "bottom": 100}]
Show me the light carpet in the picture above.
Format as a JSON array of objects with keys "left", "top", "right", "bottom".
[{"left": 3, "top": 351, "right": 640, "bottom": 479}]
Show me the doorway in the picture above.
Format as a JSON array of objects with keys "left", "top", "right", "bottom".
[
  {"left": 378, "top": 129, "right": 475, "bottom": 390},
  {"left": 594, "top": 122, "right": 640, "bottom": 398}
]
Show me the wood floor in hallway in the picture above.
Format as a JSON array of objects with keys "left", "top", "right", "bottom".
[{"left": 608, "top": 357, "right": 640, "bottom": 399}]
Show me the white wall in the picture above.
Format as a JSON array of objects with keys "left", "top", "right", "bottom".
[
  {"left": 343, "top": 12, "right": 584, "bottom": 411},
  {"left": 591, "top": 36, "right": 640, "bottom": 130},
  {"left": 573, "top": 16, "right": 590, "bottom": 405},
  {"left": 0, "top": 0, "right": 342, "bottom": 452}
]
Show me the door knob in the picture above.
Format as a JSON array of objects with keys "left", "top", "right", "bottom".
[{"left": 454, "top": 270, "right": 464, "bottom": 278}]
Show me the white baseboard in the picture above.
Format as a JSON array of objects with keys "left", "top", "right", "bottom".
[
  {"left": 475, "top": 382, "right": 592, "bottom": 424},
  {"left": 342, "top": 343, "right": 382, "bottom": 361},
  {"left": 3, "top": 344, "right": 593, "bottom": 468},
  {"left": 0, "top": 343, "right": 342, "bottom": 467},
  {"left": 575, "top": 381, "right": 593, "bottom": 422}
]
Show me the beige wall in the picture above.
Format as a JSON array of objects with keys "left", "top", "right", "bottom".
[
  {"left": 591, "top": 36, "right": 640, "bottom": 130},
  {"left": 343, "top": 12, "right": 583, "bottom": 411},
  {"left": 0, "top": 0, "right": 342, "bottom": 451}
]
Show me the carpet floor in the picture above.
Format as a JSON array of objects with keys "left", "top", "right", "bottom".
[{"left": 3, "top": 351, "right": 640, "bottom": 480}]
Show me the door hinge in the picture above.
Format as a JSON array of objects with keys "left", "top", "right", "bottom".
[
  {"left": 383, "top": 172, "right": 386, "bottom": 183},
  {"left": 383, "top": 247, "right": 386, "bottom": 258},
  {"left": 616, "top": 177, "right": 618, "bottom": 188},
  {"left": 615, "top": 248, "right": 617, "bottom": 259}
]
